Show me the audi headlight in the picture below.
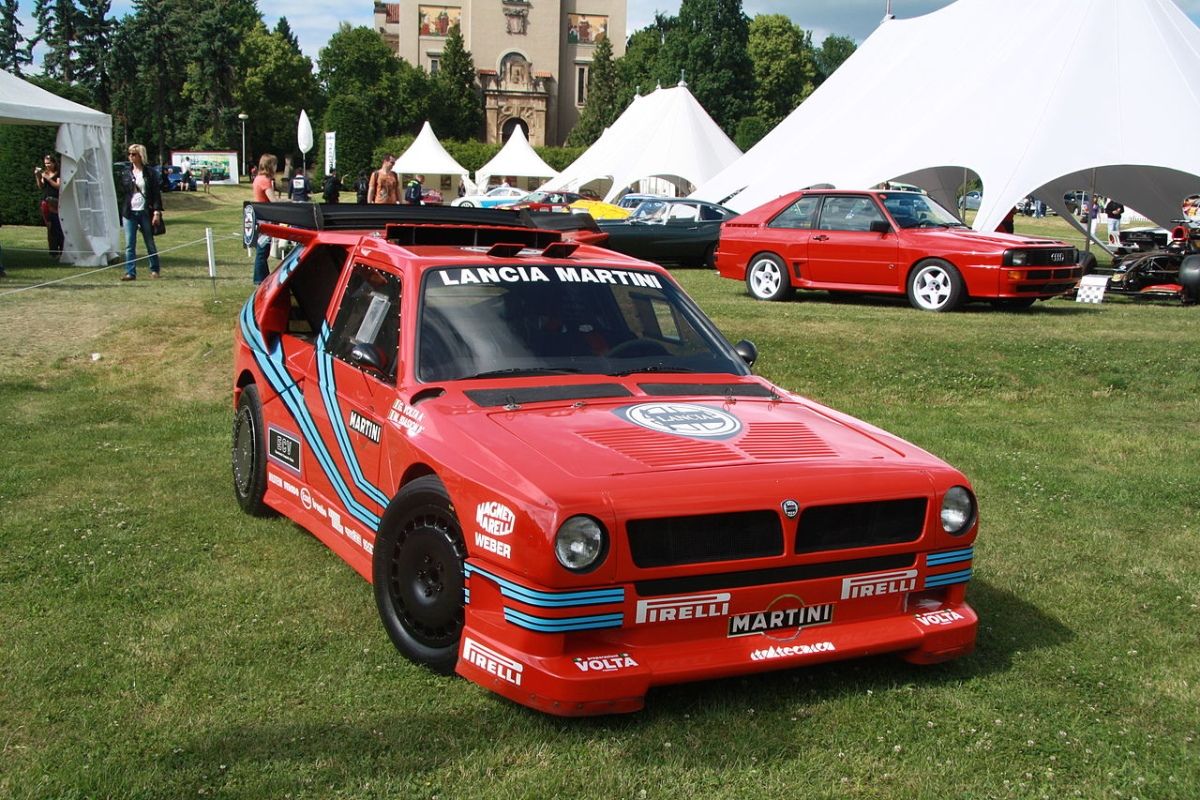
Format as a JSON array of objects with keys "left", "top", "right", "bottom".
[
  {"left": 940, "top": 486, "right": 977, "bottom": 535},
  {"left": 1005, "top": 249, "right": 1029, "bottom": 266},
  {"left": 554, "top": 516, "right": 608, "bottom": 572}
]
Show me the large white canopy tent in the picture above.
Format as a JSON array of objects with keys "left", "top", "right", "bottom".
[
  {"left": 474, "top": 126, "right": 557, "bottom": 191},
  {"left": 0, "top": 69, "right": 120, "bottom": 266},
  {"left": 693, "top": 0, "right": 1200, "bottom": 238},
  {"left": 390, "top": 121, "right": 474, "bottom": 195},
  {"left": 539, "top": 84, "right": 741, "bottom": 203}
]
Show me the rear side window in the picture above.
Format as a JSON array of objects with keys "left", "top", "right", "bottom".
[{"left": 768, "top": 196, "right": 820, "bottom": 229}]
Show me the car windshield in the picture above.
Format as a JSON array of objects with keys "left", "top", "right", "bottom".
[
  {"left": 880, "top": 193, "right": 966, "bottom": 229},
  {"left": 418, "top": 265, "right": 748, "bottom": 382}
]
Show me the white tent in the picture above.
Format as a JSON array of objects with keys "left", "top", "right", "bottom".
[
  {"left": 474, "top": 126, "right": 558, "bottom": 190},
  {"left": 693, "top": 0, "right": 1200, "bottom": 237},
  {"left": 539, "top": 84, "right": 742, "bottom": 203},
  {"left": 391, "top": 121, "right": 474, "bottom": 194},
  {"left": 0, "top": 69, "right": 120, "bottom": 266}
]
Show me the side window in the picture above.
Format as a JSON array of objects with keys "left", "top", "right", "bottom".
[
  {"left": 667, "top": 203, "right": 699, "bottom": 221},
  {"left": 698, "top": 205, "right": 726, "bottom": 222},
  {"left": 768, "top": 196, "right": 820, "bottom": 229},
  {"left": 326, "top": 265, "right": 402, "bottom": 383},
  {"left": 817, "top": 196, "right": 886, "bottom": 232}
]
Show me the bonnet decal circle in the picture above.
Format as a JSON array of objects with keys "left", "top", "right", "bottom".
[{"left": 616, "top": 402, "right": 742, "bottom": 440}]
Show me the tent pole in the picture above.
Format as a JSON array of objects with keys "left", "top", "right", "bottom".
[{"left": 1086, "top": 167, "right": 1096, "bottom": 254}]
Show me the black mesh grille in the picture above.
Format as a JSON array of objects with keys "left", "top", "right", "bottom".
[
  {"left": 627, "top": 511, "right": 783, "bottom": 568},
  {"left": 795, "top": 498, "right": 926, "bottom": 553}
]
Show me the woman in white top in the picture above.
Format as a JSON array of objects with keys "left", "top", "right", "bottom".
[{"left": 118, "top": 144, "right": 164, "bottom": 281}]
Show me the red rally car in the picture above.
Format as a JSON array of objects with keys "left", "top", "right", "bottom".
[
  {"left": 232, "top": 203, "right": 979, "bottom": 716},
  {"left": 716, "top": 189, "right": 1080, "bottom": 311}
]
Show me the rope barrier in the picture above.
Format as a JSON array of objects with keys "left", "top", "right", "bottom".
[{"left": 0, "top": 230, "right": 243, "bottom": 298}]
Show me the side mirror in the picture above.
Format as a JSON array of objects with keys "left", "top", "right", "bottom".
[
  {"left": 869, "top": 219, "right": 892, "bottom": 234},
  {"left": 733, "top": 339, "right": 758, "bottom": 368},
  {"left": 349, "top": 342, "right": 386, "bottom": 375}
]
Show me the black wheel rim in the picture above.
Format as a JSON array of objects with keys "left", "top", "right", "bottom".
[
  {"left": 388, "top": 513, "right": 464, "bottom": 648},
  {"left": 232, "top": 406, "right": 255, "bottom": 497}
]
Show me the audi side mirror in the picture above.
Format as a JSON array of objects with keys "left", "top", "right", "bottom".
[{"left": 869, "top": 219, "right": 892, "bottom": 234}]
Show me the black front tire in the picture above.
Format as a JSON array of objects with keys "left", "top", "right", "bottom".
[
  {"left": 373, "top": 476, "right": 466, "bottom": 675},
  {"left": 232, "top": 384, "right": 274, "bottom": 517}
]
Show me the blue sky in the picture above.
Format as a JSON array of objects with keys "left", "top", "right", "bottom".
[{"left": 17, "top": 0, "right": 1200, "bottom": 64}]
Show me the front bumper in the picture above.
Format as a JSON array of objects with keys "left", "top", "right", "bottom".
[{"left": 457, "top": 552, "right": 978, "bottom": 716}]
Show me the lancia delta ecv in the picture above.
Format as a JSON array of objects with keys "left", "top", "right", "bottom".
[{"left": 231, "top": 203, "right": 979, "bottom": 716}]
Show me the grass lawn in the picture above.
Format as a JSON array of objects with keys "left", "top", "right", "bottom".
[{"left": 0, "top": 194, "right": 1197, "bottom": 799}]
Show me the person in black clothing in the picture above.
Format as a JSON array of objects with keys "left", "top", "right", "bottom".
[
  {"left": 322, "top": 169, "right": 343, "bottom": 204},
  {"left": 118, "top": 144, "right": 164, "bottom": 280},
  {"left": 354, "top": 170, "right": 370, "bottom": 204},
  {"left": 1105, "top": 198, "right": 1125, "bottom": 243},
  {"left": 289, "top": 168, "right": 313, "bottom": 202},
  {"left": 404, "top": 174, "right": 424, "bottom": 205},
  {"left": 34, "top": 153, "right": 64, "bottom": 256}
]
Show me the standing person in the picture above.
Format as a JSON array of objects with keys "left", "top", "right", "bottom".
[
  {"left": 1105, "top": 197, "right": 1125, "bottom": 245},
  {"left": 322, "top": 168, "right": 342, "bottom": 204},
  {"left": 996, "top": 206, "right": 1016, "bottom": 234},
  {"left": 201, "top": 167, "right": 211, "bottom": 193},
  {"left": 404, "top": 173, "right": 424, "bottom": 205},
  {"left": 354, "top": 170, "right": 370, "bottom": 204},
  {"left": 252, "top": 154, "right": 278, "bottom": 285},
  {"left": 367, "top": 154, "right": 399, "bottom": 204},
  {"left": 289, "top": 168, "right": 313, "bottom": 202},
  {"left": 117, "top": 145, "right": 164, "bottom": 281},
  {"left": 34, "top": 154, "right": 64, "bottom": 256}
]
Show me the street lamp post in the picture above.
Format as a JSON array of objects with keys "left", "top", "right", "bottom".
[{"left": 238, "top": 113, "right": 249, "bottom": 180}]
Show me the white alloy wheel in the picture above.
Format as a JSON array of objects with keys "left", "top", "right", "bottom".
[
  {"left": 907, "top": 259, "right": 964, "bottom": 312},
  {"left": 746, "top": 254, "right": 791, "bottom": 301}
]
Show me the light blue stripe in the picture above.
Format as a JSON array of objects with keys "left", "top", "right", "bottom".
[
  {"left": 466, "top": 563, "right": 625, "bottom": 607},
  {"left": 503, "top": 608, "right": 624, "bottom": 632},
  {"left": 315, "top": 325, "right": 390, "bottom": 507},
  {"left": 927, "top": 547, "right": 974, "bottom": 566},
  {"left": 240, "top": 301, "right": 381, "bottom": 531},
  {"left": 924, "top": 569, "right": 973, "bottom": 587}
]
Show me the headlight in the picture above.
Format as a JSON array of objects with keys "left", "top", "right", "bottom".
[
  {"left": 940, "top": 486, "right": 977, "bottom": 535},
  {"left": 1005, "top": 249, "right": 1028, "bottom": 266},
  {"left": 554, "top": 516, "right": 608, "bottom": 572}
]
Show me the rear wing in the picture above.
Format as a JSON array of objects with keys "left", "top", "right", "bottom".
[{"left": 242, "top": 202, "right": 542, "bottom": 246}]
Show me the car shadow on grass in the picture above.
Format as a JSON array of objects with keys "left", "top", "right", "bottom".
[{"left": 805, "top": 291, "right": 1100, "bottom": 315}]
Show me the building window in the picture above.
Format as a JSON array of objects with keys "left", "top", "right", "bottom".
[
  {"left": 576, "top": 65, "right": 589, "bottom": 106},
  {"left": 430, "top": 54, "right": 441, "bottom": 74}
]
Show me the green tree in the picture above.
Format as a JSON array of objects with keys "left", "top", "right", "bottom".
[
  {"left": 181, "top": 0, "right": 262, "bottom": 149},
  {"left": 747, "top": 14, "right": 814, "bottom": 129},
  {"left": 33, "top": 0, "right": 80, "bottom": 81},
  {"left": 273, "top": 16, "right": 298, "bottom": 51},
  {"left": 659, "top": 0, "right": 753, "bottom": 135},
  {"left": 109, "top": 0, "right": 189, "bottom": 161},
  {"left": 235, "top": 22, "right": 320, "bottom": 164},
  {"left": 430, "top": 24, "right": 481, "bottom": 140},
  {"left": 321, "top": 93, "right": 375, "bottom": 183},
  {"left": 566, "top": 35, "right": 620, "bottom": 146},
  {"left": 0, "top": 0, "right": 32, "bottom": 74},
  {"left": 74, "top": 0, "right": 113, "bottom": 108},
  {"left": 617, "top": 14, "right": 673, "bottom": 106},
  {"left": 318, "top": 23, "right": 428, "bottom": 138},
  {"left": 734, "top": 115, "right": 768, "bottom": 150},
  {"left": 815, "top": 34, "right": 856, "bottom": 84}
]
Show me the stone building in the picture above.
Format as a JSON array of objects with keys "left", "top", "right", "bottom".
[{"left": 373, "top": 0, "right": 626, "bottom": 146}]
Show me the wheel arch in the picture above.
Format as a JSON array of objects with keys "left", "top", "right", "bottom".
[{"left": 906, "top": 255, "right": 971, "bottom": 297}]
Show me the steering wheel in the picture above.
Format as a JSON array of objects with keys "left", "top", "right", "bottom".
[{"left": 607, "top": 338, "right": 670, "bottom": 358}]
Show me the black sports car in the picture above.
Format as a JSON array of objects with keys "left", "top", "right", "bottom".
[{"left": 597, "top": 198, "right": 738, "bottom": 268}]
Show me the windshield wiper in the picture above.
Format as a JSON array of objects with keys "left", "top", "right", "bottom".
[
  {"left": 606, "top": 365, "right": 699, "bottom": 377},
  {"left": 461, "top": 367, "right": 583, "bottom": 380}
]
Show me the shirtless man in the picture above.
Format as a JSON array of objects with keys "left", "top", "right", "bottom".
[{"left": 367, "top": 154, "right": 399, "bottom": 204}]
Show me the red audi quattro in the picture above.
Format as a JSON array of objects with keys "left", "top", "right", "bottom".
[
  {"left": 232, "top": 203, "right": 979, "bottom": 716},
  {"left": 716, "top": 189, "right": 1079, "bottom": 311}
]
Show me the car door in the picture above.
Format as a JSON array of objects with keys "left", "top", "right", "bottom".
[
  {"left": 806, "top": 195, "right": 899, "bottom": 288},
  {"left": 763, "top": 195, "right": 820, "bottom": 280},
  {"left": 299, "top": 261, "right": 401, "bottom": 534}
]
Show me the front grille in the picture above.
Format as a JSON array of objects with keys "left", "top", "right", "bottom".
[
  {"left": 635, "top": 553, "right": 917, "bottom": 596},
  {"left": 627, "top": 510, "right": 782, "bottom": 568},
  {"left": 1023, "top": 248, "right": 1078, "bottom": 267},
  {"left": 795, "top": 498, "right": 926, "bottom": 553}
]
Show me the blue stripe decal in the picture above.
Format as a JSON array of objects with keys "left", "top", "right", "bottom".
[
  {"left": 504, "top": 608, "right": 624, "bottom": 632},
  {"left": 276, "top": 245, "right": 306, "bottom": 282},
  {"left": 927, "top": 547, "right": 974, "bottom": 566},
  {"left": 240, "top": 300, "right": 381, "bottom": 531},
  {"left": 924, "top": 568, "right": 973, "bottom": 587},
  {"left": 466, "top": 563, "right": 625, "bottom": 607},
  {"left": 315, "top": 325, "right": 390, "bottom": 507}
]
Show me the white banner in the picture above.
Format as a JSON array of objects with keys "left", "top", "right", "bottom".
[{"left": 324, "top": 131, "right": 337, "bottom": 175}]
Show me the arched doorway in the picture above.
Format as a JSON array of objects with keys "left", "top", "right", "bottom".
[{"left": 501, "top": 118, "right": 528, "bottom": 143}]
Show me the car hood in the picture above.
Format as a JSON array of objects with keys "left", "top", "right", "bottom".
[
  {"left": 462, "top": 390, "right": 938, "bottom": 479},
  {"left": 907, "top": 228, "right": 1067, "bottom": 249}
]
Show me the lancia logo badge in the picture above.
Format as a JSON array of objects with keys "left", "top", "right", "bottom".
[{"left": 781, "top": 500, "right": 799, "bottom": 518}]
